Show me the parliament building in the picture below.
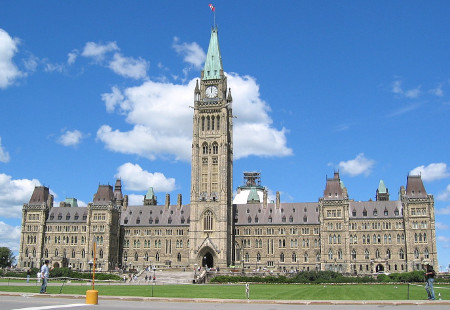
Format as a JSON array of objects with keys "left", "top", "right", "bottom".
[{"left": 19, "top": 27, "right": 438, "bottom": 275}]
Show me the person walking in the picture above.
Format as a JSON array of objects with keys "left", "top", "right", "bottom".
[
  {"left": 26, "top": 269, "right": 31, "bottom": 283},
  {"left": 425, "top": 263, "right": 436, "bottom": 300},
  {"left": 39, "top": 260, "right": 50, "bottom": 294}
]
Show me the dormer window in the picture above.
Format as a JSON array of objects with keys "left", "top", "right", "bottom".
[
  {"left": 124, "top": 217, "right": 128, "bottom": 224},
  {"left": 373, "top": 209, "right": 378, "bottom": 216},
  {"left": 352, "top": 209, "right": 356, "bottom": 217},
  {"left": 363, "top": 209, "right": 367, "bottom": 217}
]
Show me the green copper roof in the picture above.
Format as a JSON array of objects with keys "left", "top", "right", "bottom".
[
  {"left": 202, "top": 27, "right": 223, "bottom": 80},
  {"left": 247, "top": 188, "right": 260, "bottom": 203},
  {"left": 145, "top": 187, "right": 155, "bottom": 200},
  {"left": 378, "top": 180, "right": 387, "bottom": 193},
  {"left": 64, "top": 198, "right": 78, "bottom": 207}
]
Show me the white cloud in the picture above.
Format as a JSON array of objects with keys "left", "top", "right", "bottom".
[
  {"left": 387, "top": 103, "right": 420, "bottom": 117},
  {"left": 338, "top": 153, "right": 375, "bottom": 177},
  {"left": 108, "top": 53, "right": 148, "bottom": 79},
  {"left": 0, "top": 137, "right": 10, "bottom": 163},
  {"left": 81, "top": 41, "right": 119, "bottom": 61},
  {"left": 115, "top": 162, "right": 176, "bottom": 192},
  {"left": 0, "top": 221, "right": 21, "bottom": 254},
  {"left": 430, "top": 84, "right": 443, "bottom": 97},
  {"left": 173, "top": 37, "right": 206, "bottom": 69},
  {"left": 436, "top": 205, "right": 450, "bottom": 215},
  {"left": 127, "top": 194, "right": 145, "bottom": 206},
  {"left": 391, "top": 80, "right": 421, "bottom": 98},
  {"left": 44, "top": 62, "right": 64, "bottom": 73},
  {"left": 58, "top": 129, "right": 84, "bottom": 147},
  {"left": 67, "top": 50, "right": 78, "bottom": 65},
  {"left": 437, "top": 185, "right": 450, "bottom": 201},
  {"left": 97, "top": 73, "right": 292, "bottom": 161},
  {"left": 410, "top": 163, "right": 450, "bottom": 182},
  {"left": 436, "top": 222, "right": 449, "bottom": 230},
  {"left": 438, "top": 236, "right": 450, "bottom": 243},
  {"left": 0, "top": 28, "right": 23, "bottom": 89},
  {"left": 0, "top": 173, "right": 41, "bottom": 219}
]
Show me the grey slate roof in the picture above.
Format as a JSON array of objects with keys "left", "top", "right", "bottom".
[
  {"left": 234, "top": 202, "right": 320, "bottom": 225},
  {"left": 405, "top": 175, "right": 427, "bottom": 198},
  {"left": 47, "top": 207, "right": 88, "bottom": 223},
  {"left": 28, "top": 186, "right": 50, "bottom": 206},
  {"left": 120, "top": 204, "right": 191, "bottom": 227},
  {"left": 349, "top": 200, "right": 403, "bottom": 219}
]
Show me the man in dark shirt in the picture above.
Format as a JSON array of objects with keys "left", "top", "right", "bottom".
[{"left": 425, "top": 264, "right": 436, "bottom": 300}]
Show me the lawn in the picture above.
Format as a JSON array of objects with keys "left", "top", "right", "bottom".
[{"left": 0, "top": 283, "right": 448, "bottom": 300}]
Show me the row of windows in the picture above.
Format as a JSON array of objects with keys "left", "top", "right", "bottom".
[
  {"left": 49, "top": 214, "right": 87, "bottom": 221},
  {"left": 353, "top": 208, "right": 400, "bottom": 217},
  {"left": 123, "top": 251, "right": 183, "bottom": 263},
  {"left": 201, "top": 115, "right": 220, "bottom": 132},
  {"left": 28, "top": 214, "right": 40, "bottom": 221},
  {"left": 123, "top": 217, "right": 190, "bottom": 225},
  {"left": 235, "top": 227, "right": 319, "bottom": 236},
  {"left": 239, "top": 238, "right": 321, "bottom": 249},
  {"left": 46, "top": 225, "right": 86, "bottom": 232}
]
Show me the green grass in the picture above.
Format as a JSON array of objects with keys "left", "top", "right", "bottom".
[{"left": 0, "top": 283, "right": 448, "bottom": 300}]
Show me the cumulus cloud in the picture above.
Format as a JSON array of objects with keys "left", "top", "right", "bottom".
[
  {"left": 108, "top": 53, "right": 148, "bottom": 79},
  {"left": 437, "top": 236, "right": 450, "bottom": 243},
  {"left": 0, "top": 28, "right": 23, "bottom": 89},
  {"left": 0, "top": 137, "right": 10, "bottom": 163},
  {"left": 115, "top": 162, "right": 176, "bottom": 192},
  {"left": 127, "top": 194, "right": 145, "bottom": 206},
  {"left": 173, "top": 37, "right": 206, "bottom": 69},
  {"left": 437, "top": 185, "right": 450, "bottom": 201},
  {"left": 97, "top": 73, "right": 292, "bottom": 161},
  {"left": 338, "top": 153, "right": 375, "bottom": 177},
  {"left": 58, "top": 129, "right": 84, "bottom": 147},
  {"left": 410, "top": 163, "right": 450, "bottom": 182},
  {"left": 67, "top": 50, "right": 78, "bottom": 65},
  {"left": 81, "top": 41, "right": 119, "bottom": 62},
  {"left": 0, "top": 173, "right": 41, "bottom": 218},
  {"left": 0, "top": 221, "right": 21, "bottom": 253},
  {"left": 392, "top": 80, "right": 421, "bottom": 98}
]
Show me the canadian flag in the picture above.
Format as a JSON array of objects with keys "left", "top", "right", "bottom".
[{"left": 209, "top": 4, "right": 215, "bottom": 12}]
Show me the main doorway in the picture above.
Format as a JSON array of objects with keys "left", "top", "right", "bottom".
[{"left": 202, "top": 252, "right": 214, "bottom": 268}]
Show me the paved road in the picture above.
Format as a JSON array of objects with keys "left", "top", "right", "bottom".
[{"left": 1, "top": 294, "right": 449, "bottom": 310}]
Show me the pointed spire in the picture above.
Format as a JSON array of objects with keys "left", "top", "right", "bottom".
[
  {"left": 202, "top": 27, "right": 223, "bottom": 80},
  {"left": 227, "top": 87, "right": 232, "bottom": 103}
]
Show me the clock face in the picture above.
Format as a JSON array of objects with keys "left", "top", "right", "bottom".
[{"left": 205, "top": 86, "right": 218, "bottom": 98}]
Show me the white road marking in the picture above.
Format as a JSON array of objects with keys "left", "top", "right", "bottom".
[{"left": 12, "top": 303, "right": 87, "bottom": 310}]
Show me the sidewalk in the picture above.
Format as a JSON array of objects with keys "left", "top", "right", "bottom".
[{"left": 1, "top": 291, "right": 449, "bottom": 305}]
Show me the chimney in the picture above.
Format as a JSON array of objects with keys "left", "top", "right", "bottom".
[
  {"left": 123, "top": 195, "right": 128, "bottom": 211},
  {"left": 276, "top": 191, "right": 280, "bottom": 209},
  {"left": 263, "top": 189, "right": 268, "bottom": 208},
  {"left": 177, "top": 194, "right": 182, "bottom": 209},
  {"left": 165, "top": 194, "right": 170, "bottom": 209}
]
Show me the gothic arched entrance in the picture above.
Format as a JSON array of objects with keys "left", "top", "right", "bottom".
[
  {"left": 375, "top": 264, "right": 384, "bottom": 273},
  {"left": 202, "top": 252, "right": 214, "bottom": 268}
]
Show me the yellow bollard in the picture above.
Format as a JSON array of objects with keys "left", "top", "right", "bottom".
[{"left": 86, "top": 289, "right": 98, "bottom": 305}]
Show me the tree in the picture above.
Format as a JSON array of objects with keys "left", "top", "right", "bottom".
[{"left": 0, "top": 247, "right": 15, "bottom": 268}]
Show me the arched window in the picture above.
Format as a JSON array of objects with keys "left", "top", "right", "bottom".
[
  {"left": 211, "top": 116, "right": 215, "bottom": 130},
  {"left": 82, "top": 249, "right": 86, "bottom": 258},
  {"left": 45, "top": 248, "right": 48, "bottom": 258},
  {"left": 364, "top": 249, "right": 369, "bottom": 260},
  {"left": 386, "top": 249, "right": 391, "bottom": 259},
  {"left": 134, "top": 252, "right": 138, "bottom": 261},
  {"left": 375, "top": 249, "right": 380, "bottom": 259},
  {"left": 216, "top": 115, "right": 220, "bottom": 130},
  {"left": 280, "top": 252, "right": 285, "bottom": 262},
  {"left": 72, "top": 249, "right": 76, "bottom": 258},
  {"left": 123, "top": 251, "right": 127, "bottom": 261},
  {"left": 202, "top": 143, "right": 208, "bottom": 155},
  {"left": 207, "top": 116, "right": 210, "bottom": 130},
  {"left": 212, "top": 142, "right": 218, "bottom": 154},
  {"left": 304, "top": 252, "right": 309, "bottom": 262},
  {"left": 338, "top": 249, "right": 343, "bottom": 259},
  {"left": 399, "top": 248, "right": 404, "bottom": 259},
  {"left": 201, "top": 116, "right": 205, "bottom": 131},
  {"left": 203, "top": 210, "right": 213, "bottom": 231},
  {"left": 177, "top": 253, "right": 182, "bottom": 262},
  {"left": 144, "top": 252, "right": 149, "bottom": 261},
  {"left": 328, "top": 249, "right": 333, "bottom": 260},
  {"left": 99, "top": 249, "right": 103, "bottom": 259},
  {"left": 424, "top": 248, "right": 429, "bottom": 259},
  {"left": 351, "top": 249, "right": 356, "bottom": 260},
  {"left": 156, "top": 252, "right": 160, "bottom": 262},
  {"left": 257, "top": 252, "right": 261, "bottom": 262},
  {"left": 292, "top": 252, "right": 297, "bottom": 262}
]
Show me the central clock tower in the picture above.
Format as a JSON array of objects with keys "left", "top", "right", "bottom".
[{"left": 189, "top": 27, "right": 233, "bottom": 268}]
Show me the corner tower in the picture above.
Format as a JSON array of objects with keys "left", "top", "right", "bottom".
[{"left": 189, "top": 27, "right": 233, "bottom": 268}]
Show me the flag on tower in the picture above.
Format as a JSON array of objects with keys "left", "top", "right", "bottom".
[{"left": 209, "top": 4, "right": 215, "bottom": 12}]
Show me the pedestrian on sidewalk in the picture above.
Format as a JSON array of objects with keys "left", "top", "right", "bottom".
[
  {"left": 26, "top": 269, "right": 31, "bottom": 283},
  {"left": 424, "top": 263, "right": 436, "bottom": 300},
  {"left": 39, "top": 260, "right": 50, "bottom": 294}
]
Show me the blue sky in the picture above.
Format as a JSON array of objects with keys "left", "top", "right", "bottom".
[{"left": 0, "top": 1, "right": 449, "bottom": 270}]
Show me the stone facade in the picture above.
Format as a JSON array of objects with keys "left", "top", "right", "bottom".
[{"left": 18, "top": 27, "right": 438, "bottom": 273}]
